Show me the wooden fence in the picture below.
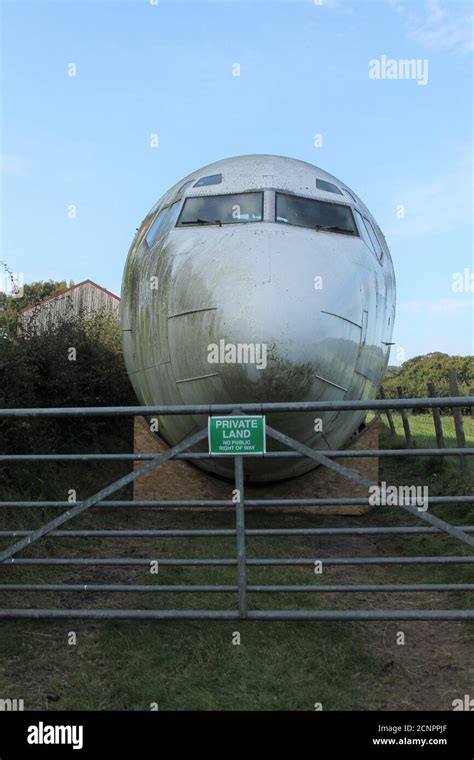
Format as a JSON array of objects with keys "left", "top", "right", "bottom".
[{"left": 379, "top": 369, "right": 473, "bottom": 473}]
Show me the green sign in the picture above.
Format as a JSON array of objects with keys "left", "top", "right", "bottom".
[{"left": 208, "top": 415, "right": 266, "bottom": 456}]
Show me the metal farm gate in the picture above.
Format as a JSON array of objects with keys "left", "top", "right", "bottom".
[{"left": 0, "top": 396, "right": 473, "bottom": 621}]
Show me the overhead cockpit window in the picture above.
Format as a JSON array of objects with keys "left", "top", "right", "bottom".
[
  {"left": 193, "top": 173, "right": 223, "bottom": 187},
  {"left": 276, "top": 193, "right": 358, "bottom": 235},
  {"left": 316, "top": 179, "right": 343, "bottom": 195},
  {"left": 177, "top": 192, "right": 263, "bottom": 226}
]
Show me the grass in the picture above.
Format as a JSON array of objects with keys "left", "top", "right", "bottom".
[
  {"left": 0, "top": 617, "right": 383, "bottom": 710},
  {"left": 0, "top": 414, "right": 472, "bottom": 710},
  {"left": 375, "top": 410, "right": 474, "bottom": 449}
]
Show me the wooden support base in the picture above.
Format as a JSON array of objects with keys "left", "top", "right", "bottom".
[{"left": 133, "top": 418, "right": 379, "bottom": 515}]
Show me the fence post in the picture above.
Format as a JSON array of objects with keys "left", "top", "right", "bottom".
[
  {"left": 470, "top": 387, "right": 474, "bottom": 420},
  {"left": 427, "top": 381, "right": 445, "bottom": 450},
  {"left": 448, "top": 368, "right": 466, "bottom": 473},
  {"left": 396, "top": 386, "right": 412, "bottom": 446},
  {"left": 379, "top": 386, "right": 396, "bottom": 436}
]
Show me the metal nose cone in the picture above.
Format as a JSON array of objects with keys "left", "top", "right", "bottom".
[{"left": 168, "top": 226, "right": 369, "bottom": 413}]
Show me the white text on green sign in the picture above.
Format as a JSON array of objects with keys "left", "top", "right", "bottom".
[{"left": 208, "top": 416, "right": 266, "bottom": 456}]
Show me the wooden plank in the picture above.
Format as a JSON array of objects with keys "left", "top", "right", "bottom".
[
  {"left": 427, "top": 381, "right": 445, "bottom": 450},
  {"left": 18, "top": 282, "right": 120, "bottom": 335},
  {"left": 448, "top": 369, "right": 466, "bottom": 472},
  {"left": 396, "top": 386, "right": 412, "bottom": 446},
  {"left": 379, "top": 386, "right": 396, "bottom": 436}
]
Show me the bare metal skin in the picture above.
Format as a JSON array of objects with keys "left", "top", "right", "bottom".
[{"left": 121, "top": 155, "right": 396, "bottom": 482}]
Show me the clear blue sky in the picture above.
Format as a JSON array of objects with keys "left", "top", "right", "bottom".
[{"left": 1, "top": 0, "right": 473, "bottom": 363}]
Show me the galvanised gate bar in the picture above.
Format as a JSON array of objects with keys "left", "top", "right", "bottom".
[{"left": 0, "top": 396, "right": 473, "bottom": 621}]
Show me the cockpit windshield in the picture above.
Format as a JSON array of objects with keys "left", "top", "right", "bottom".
[
  {"left": 276, "top": 193, "right": 358, "bottom": 235},
  {"left": 177, "top": 192, "right": 263, "bottom": 226},
  {"left": 175, "top": 190, "right": 359, "bottom": 236}
]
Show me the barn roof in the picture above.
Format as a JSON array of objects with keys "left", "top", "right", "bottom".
[{"left": 18, "top": 280, "right": 120, "bottom": 315}]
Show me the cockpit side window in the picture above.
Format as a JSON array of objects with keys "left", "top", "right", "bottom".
[
  {"left": 374, "top": 222, "right": 389, "bottom": 260},
  {"left": 145, "top": 200, "right": 182, "bottom": 248},
  {"left": 275, "top": 193, "right": 358, "bottom": 235},
  {"left": 177, "top": 180, "right": 194, "bottom": 196},
  {"left": 177, "top": 192, "right": 263, "bottom": 226},
  {"left": 354, "top": 210, "right": 383, "bottom": 260},
  {"left": 362, "top": 217, "right": 383, "bottom": 260},
  {"left": 343, "top": 188, "right": 359, "bottom": 204}
]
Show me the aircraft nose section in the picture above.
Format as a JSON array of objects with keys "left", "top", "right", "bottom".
[{"left": 168, "top": 226, "right": 368, "bottom": 406}]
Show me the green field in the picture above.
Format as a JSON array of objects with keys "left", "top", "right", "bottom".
[
  {"left": 376, "top": 410, "right": 474, "bottom": 449},
  {"left": 0, "top": 416, "right": 472, "bottom": 711}
]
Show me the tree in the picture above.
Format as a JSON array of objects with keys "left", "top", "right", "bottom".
[
  {"left": 383, "top": 352, "right": 473, "bottom": 401},
  {"left": 0, "top": 279, "right": 68, "bottom": 338}
]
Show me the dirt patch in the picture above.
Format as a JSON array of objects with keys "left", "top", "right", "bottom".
[{"left": 359, "top": 619, "right": 473, "bottom": 710}]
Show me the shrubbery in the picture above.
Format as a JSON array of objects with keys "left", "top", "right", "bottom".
[
  {"left": 383, "top": 352, "right": 473, "bottom": 400},
  {"left": 0, "top": 310, "right": 136, "bottom": 456}
]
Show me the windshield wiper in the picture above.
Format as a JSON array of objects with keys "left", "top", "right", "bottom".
[
  {"left": 181, "top": 218, "right": 222, "bottom": 227},
  {"left": 314, "top": 224, "right": 353, "bottom": 234}
]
